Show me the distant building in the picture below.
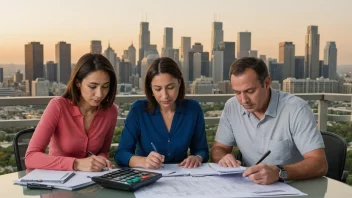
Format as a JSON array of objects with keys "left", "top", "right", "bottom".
[
  {"left": 304, "top": 26, "right": 320, "bottom": 79},
  {"left": 237, "top": 32, "right": 251, "bottom": 58},
  {"left": 13, "top": 69, "right": 23, "bottom": 83},
  {"left": 90, "top": 40, "right": 102, "bottom": 54},
  {"left": 56, "top": 41, "right": 71, "bottom": 84},
  {"left": 324, "top": 41, "right": 337, "bottom": 80},
  {"left": 31, "top": 78, "right": 49, "bottom": 96},
  {"left": 25, "top": 42, "right": 44, "bottom": 95},
  {"left": 45, "top": 61, "right": 58, "bottom": 83},
  {"left": 283, "top": 77, "right": 338, "bottom": 93},
  {"left": 191, "top": 76, "right": 214, "bottom": 94},
  {"left": 217, "top": 80, "right": 232, "bottom": 94}
]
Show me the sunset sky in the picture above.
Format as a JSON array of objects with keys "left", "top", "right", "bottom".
[{"left": 0, "top": 0, "right": 351, "bottom": 65}]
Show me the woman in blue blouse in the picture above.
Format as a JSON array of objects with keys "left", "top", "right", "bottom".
[{"left": 115, "top": 57, "right": 209, "bottom": 169}]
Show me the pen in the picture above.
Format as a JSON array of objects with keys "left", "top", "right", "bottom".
[
  {"left": 255, "top": 150, "right": 271, "bottom": 165},
  {"left": 87, "top": 151, "right": 94, "bottom": 157},
  {"left": 86, "top": 151, "right": 109, "bottom": 171},
  {"left": 150, "top": 142, "right": 164, "bottom": 168},
  {"left": 150, "top": 142, "right": 158, "bottom": 153},
  {"left": 27, "top": 183, "right": 53, "bottom": 190}
]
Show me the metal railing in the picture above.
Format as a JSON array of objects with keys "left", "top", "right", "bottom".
[{"left": 1, "top": 93, "right": 352, "bottom": 131}]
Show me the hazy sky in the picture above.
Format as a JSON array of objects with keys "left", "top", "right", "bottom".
[{"left": 0, "top": 0, "right": 351, "bottom": 65}]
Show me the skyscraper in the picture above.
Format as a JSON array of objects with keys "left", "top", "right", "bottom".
[
  {"left": 324, "top": 41, "right": 337, "bottom": 80},
  {"left": 180, "top": 37, "right": 191, "bottom": 81},
  {"left": 304, "top": 25, "right": 320, "bottom": 79},
  {"left": 128, "top": 43, "right": 136, "bottom": 66},
  {"left": 217, "top": 42, "right": 235, "bottom": 81},
  {"left": 13, "top": 69, "right": 23, "bottom": 83},
  {"left": 211, "top": 22, "right": 224, "bottom": 52},
  {"left": 139, "top": 22, "right": 150, "bottom": 61},
  {"left": 45, "top": 61, "right": 57, "bottom": 82},
  {"left": 295, "top": 56, "right": 305, "bottom": 79},
  {"left": 192, "top": 42, "right": 203, "bottom": 53},
  {"left": 279, "top": 42, "right": 295, "bottom": 80},
  {"left": 55, "top": 41, "right": 71, "bottom": 84},
  {"left": 25, "top": 42, "right": 44, "bottom": 96},
  {"left": 0, "top": 68, "right": 3, "bottom": 83},
  {"left": 237, "top": 32, "right": 251, "bottom": 58},
  {"left": 212, "top": 50, "right": 224, "bottom": 84},
  {"left": 90, "top": 40, "right": 102, "bottom": 54},
  {"left": 162, "top": 27, "right": 173, "bottom": 58}
]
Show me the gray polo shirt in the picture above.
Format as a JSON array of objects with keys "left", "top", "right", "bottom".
[{"left": 215, "top": 89, "right": 325, "bottom": 166}]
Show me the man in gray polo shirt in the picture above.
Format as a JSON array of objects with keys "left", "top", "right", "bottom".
[{"left": 211, "top": 57, "right": 328, "bottom": 185}]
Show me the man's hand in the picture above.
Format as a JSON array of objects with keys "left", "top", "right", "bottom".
[
  {"left": 143, "top": 151, "right": 165, "bottom": 169},
  {"left": 179, "top": 155, "right": 202, "bottom": 168},
  {"left": 218, "top": 154, "right": 241, "bottom": 167},
  {"left": 243, "top": 164, "right": 279, "bottom": 184}
]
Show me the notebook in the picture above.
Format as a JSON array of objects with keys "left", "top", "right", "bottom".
[{"left": 20, "top": 169, "right": 75, "bottom": 184}]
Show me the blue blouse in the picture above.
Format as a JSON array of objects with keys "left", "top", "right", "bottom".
[{"left": 114, "top": 99, "right": 209, "bottom": 167}]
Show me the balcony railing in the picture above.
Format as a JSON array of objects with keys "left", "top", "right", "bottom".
[{"left": 1, "top": 93, "right": 352, "bottom": 131}]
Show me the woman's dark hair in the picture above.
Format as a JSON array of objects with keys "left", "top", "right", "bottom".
[
  {"left": 62, "top": 53, "right": 117, "bottom": 109},
  {"left": 144, "top": 57, "right": 185, "bottom": 112},
  {"left": 229, "top": 57, "right": 269, "bottom": 87}
]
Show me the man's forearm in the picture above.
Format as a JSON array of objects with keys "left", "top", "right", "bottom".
[
  {"left": 284, "top": 157, "right": 328, "bottom": 180},
  {"left": 211, "top": 146, "right": 231, "bottom": 163}
]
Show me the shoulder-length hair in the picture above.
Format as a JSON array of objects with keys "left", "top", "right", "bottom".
[
  {"left": 144, "top": 57, "right": 185, "bottom": 113},
  {"left": 62, "top": 53, "right": 117, "bottom": 109}
]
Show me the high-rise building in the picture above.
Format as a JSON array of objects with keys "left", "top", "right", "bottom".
[
  {"left": 55, "top": 41, "right": 71, "bottom": 84},
  {"left": 268, "top": 59, "right": 283, "bottom": 82},
  {"left": 237, "top": 32, "right": 251, "bottom": 58},
  {"left": 123, "top": 50, "right": 129, "bottom": 60},
  {"left": 128, "top": 43, "right": 136, "bottom": 66},
  {"left": 192, "top": 42, "right": 203, "bottom": 53},
  {"left": 139, "top": 22, "right": 150, "bottom": 61},
  {"left": 25, "top": 42, "right": 44, "bottom": 96},
  {"left": 188, "top": 51, "right": 196, "bottom": 82},
  {"left": 211, "top": 22, "right": 224, "bottom": 52},
  {"left": 162, "top": 27, "right": 173, "bottom": 58},
  {"left": 13, "top": 69, "right": 23, "bottom": 83},
  {"left": 45, "top": 61, "right": 57, "bottom": 82},
  {"left": 324, "top": 41, "right": 337, "bottom": 80},
  {"left": 217, "top": 42, "right": 235, "bottom": 81},
  {"left": 279, "top": 42, "right": 295, "bottom": 80},
  {"left": 304, "top": 26, "right": 320, "bottom": 79},
  {"left": 295, "top": 56, "right": 305, "bottom": 79},
  {"left": 0, "top": 68, "right": 3, "bottom": 83},
  {"left": 103, "top": 43, "right": 118, "bottom": 82},
  {"left": 119, "top": 59, "right": 132, "bottom": 84},
  {"left": 140, "top": 54, "right": 159, "bottom": 90},
  {"left": 212, "top": 50, "right": 224, "bottom": 84},
  {"left": 180, "top": 37, "right": 191, "bottom": 82},
  {"left": 90, "top": 40, "right": 102, "bottom": 54}
]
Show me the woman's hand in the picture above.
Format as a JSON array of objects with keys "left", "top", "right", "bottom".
[
  {"left": 73, "top": 155, "right": 114, "bottom": 172},
  {"left": 143, "top": 151, "right": 165, "bottom": 169},
  {"left": 179, "top": 155, "right": 202, "bottom": 168}
]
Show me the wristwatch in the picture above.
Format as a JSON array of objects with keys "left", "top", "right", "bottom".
[{"left": 276, "top": 165, "right": 288, "bottom": 182}]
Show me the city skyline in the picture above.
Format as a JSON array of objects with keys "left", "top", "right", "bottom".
[{"left": 0, "top": 0, "right": 351, "bottom": 65}]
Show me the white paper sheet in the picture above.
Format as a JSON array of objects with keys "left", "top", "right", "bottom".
[{"left": 134, "top": 175, "right": 306, "bottom": 198}]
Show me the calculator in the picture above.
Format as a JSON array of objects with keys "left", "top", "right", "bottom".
[{"left": 91, "top": 168, "right": 162, "bottom": 191}]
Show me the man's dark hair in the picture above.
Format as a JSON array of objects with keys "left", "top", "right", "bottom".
[{"left": 229, "top": 57, "right": 269, "bottom": 87}]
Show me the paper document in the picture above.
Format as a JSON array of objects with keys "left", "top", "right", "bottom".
[
  {"left": 208, "top": 163, "right": 246, "bottom": 173},
  {"left": 134, "top": 163, "right": 245, "bottom": 177},
  {"left": 19, "top": 169, "right": 75, "bottom": 184},
  {"left": 134, "top": 174, "right": 307, "bottom": 198}
]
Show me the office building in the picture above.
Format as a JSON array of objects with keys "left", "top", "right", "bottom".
[
  {"left": 25, "top": 42, "right": 44, "bottom": 95},
  {"left": 217, "top": 42, "right": 235, "bottom": 81},
  {"left": 13, "top": 70, "right": 23, "bottom": 83},
  {"left": 211, "top": 22, "right": 224, "bottom": 52},
  {"left": 191, "top": 76, "right": 214, "bottom": 94},
  {"left": 56, "top": 41, "right": 71, "bottom": 84},
  {"left": 237, "top": 32, "right": 251, "bottom": 58},
  {"left": 324, "top": 41, "right": 337, "bottom": 80},
  {"left": 279, "top": 42, "right": 295, "bottom": 80},
  {"left": 90, "top": 40, "right": 102, "bottom": 54},
  {"left": 283, "top": 77, "right": 338, "bottom": 93},
  {"left": 295, "top": 56, "right": 305, "bottom": 79},
  {"left": 304, "top": 26, "right": 320, "bottom": 79},
  {"left": 128, "top": 43, "right": 136, "bottom": 66},
  {"left": 180, "top": 37, "right": 191, "bottom": 82},
  {"left": 139, "top": 22, "right": 150, "bottom": 61},
  {"left": 31, "top": 78, "right": 49, "bottom": 96},
  {"left": 45, "top": 61, "right": 58, "bottom": 83}
]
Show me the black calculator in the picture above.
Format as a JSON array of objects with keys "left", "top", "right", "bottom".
[{"left": 91, "top": 168, "right": 162, "bottom": 191}]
